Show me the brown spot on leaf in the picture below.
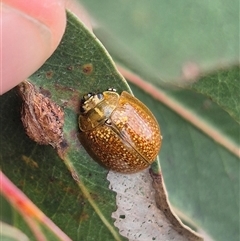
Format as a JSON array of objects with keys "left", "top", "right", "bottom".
[
  {"left": 19, "top": 180, "right": 25, "bottom": 188},
  {"left": 82, "top": 63, "right": 93, "bottom": 75},
  {"left": 67, "top": 65, "right": 74, "bottom": 71},
  {"left": 54, "top": 83, "right": 75, "bottom": 92},
  {"left": 45, "top": 70, "right": 54, "bottom": 79},
  {"left": 79, "top": 212, "right": 89, "bottom": 222}
]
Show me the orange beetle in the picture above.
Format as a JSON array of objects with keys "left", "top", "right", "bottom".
[{"left": 79, "top": 89, "right": 162, "bottom": 173}]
